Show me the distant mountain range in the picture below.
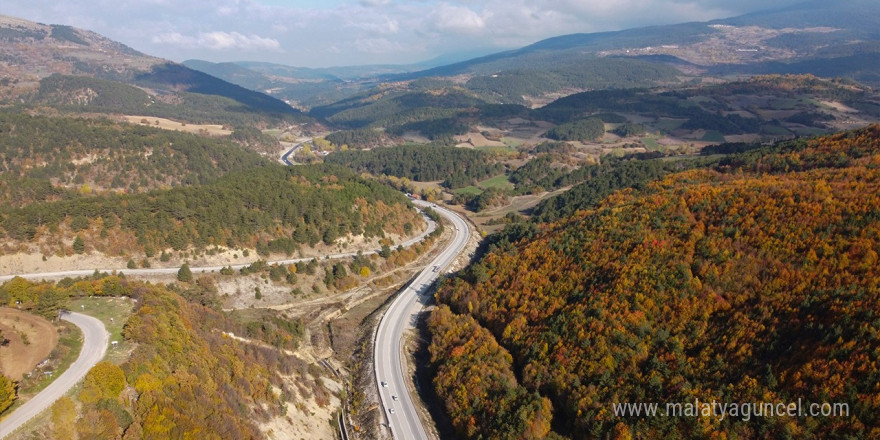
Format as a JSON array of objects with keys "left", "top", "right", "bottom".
[
  {"left": 2, "top": 0, "right": 879, "bottom": 125},
  {"left": 183, "top": 0, "right": 880, "bottom": 110}
]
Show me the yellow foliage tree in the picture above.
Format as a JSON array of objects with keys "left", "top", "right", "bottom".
[
  {"left": 51, "top": 397, "right": 76, "bottom": 440},
  {"left": 79, "top": 361, "right": 126, "bottom": 404},
  {"left": 0, "top": 374, "right": 16, "bottom": 414}
]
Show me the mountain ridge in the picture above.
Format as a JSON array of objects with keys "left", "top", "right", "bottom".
[
  {"left": 178, "top": 1, "right": 880, "bottom": 111},
  {"left": 0, "top": 15, "right": 301, "bottom": 124}
]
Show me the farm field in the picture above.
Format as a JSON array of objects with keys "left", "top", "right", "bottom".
[
  {"left": 122, "top": 115, "right": 232, "bottom": 136},
  {"left": 0, "top": 308, "right": 57, "bottom": 381}
]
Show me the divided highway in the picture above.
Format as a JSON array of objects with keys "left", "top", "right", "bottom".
[
  {"left": 374, "top": 201, "right": 470, "bottom": 440},
  {"left": 0, "top": 197, "right": 462, "bottom": 440},
  {"left": 0, "top": 312, "right": 108, "bottom": 439}
]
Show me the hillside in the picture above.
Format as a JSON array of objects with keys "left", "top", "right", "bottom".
[
  {"left": 181, "top": 60, "right": 406, "bottom": 111},
  {"left": 309, "top": 74, "right": 880, "bottom": 168},
  {"left": 408, "top": 1, "right": 880, "bottom": 81},
  {"left": 429, "top": 125, "right": 880, "bottom": 439},
  {"left": 0, "top": 111, "right": 271, "bottom": 207},
  {"left": 1, "top": 275, "right": 331, "bottom": 439},
  {"left": 175, "top": 2, "right": 880, "bottom": 122},
  {"left": 0, "top": 15, "right": 302, "bottom": 125},
  {"left": 0, "top": 162, "right": 423, "bottom": 262},
  {"left": 179, "top": 2, "right": 880, "bottom": 127}
]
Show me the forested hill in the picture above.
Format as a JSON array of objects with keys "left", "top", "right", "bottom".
[
  {"left": 324, "top": 144, "right": 505, "bottom": 189},
  {"left": 0, "top": 15, "right": 303, "bottom": 126},
  {"left": 429, "top": 125, "right": 880, "bottom": 439},
  {"left": 0, "top": 111, "right": 269, "bottom": 207},
  {"left": 0, "top": 164, "right": 423, "bottom": 258},
  {"left": 2, "top": 276, "right": 313, "bottom": 438},
  {"left": 33, "top": 74, "right": 302, "bottom": 127}
]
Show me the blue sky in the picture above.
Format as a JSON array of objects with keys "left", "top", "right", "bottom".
[{"left": 0, "top": 0, "right": 805, "bottom": 68}]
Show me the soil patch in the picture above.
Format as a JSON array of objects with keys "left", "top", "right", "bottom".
[{"left": 0, "top": 308, "right": 59, "bottom": 381}]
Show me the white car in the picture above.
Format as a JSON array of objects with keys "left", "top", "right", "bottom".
[
  {"left": 392, "top": 395, "right": 398, "bottom": 401},
  {"left": 381, "top": 381, "right": 388, "bottom": 387},
  {"left": 389, "top": 408, "right": 395, "bottom": 414}
]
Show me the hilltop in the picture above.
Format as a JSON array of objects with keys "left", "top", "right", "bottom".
[{"left": 0, "top": 15, "right": 302, "bottom": 126}]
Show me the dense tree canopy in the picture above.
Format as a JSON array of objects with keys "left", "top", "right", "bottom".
[
  {"left": 0, "top": 163, "right": 422, "bottom": 255},
  {"left": 325, "top": 144, "right": 504, "bottom": 188},
  {"left": 0, "top": 111, "right": 269, "bottom": 206},
  {"left": 430, "top": 125, "right": 880, "bottom": 439},
  {"left": 544, "top": 118, "right": 605, "bottom": 142}
]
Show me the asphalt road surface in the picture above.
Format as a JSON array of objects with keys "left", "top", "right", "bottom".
[
  {"left": 0, "top": 213, "right": 435, "bottom": 283},
  {"left": 374, "top": 201, "right": 470, "bottom": 440},
  {"left": 0, "top": 312, "right": 108, "bottom": 439}
]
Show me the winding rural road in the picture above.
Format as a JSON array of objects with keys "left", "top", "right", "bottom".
[
  {"left": 0, "top": 194, "right": 455, "bottom": 440},
  {"left": 280, "top": 140, "right": 303, "bottom": 166},
  {"left": 374, "top": 201, "right": 470, "bottom": 440},
  {"left": 0, "top": 312, "right": 108, "bottom": 439},
  {"left": 0, "top": 214, "right": 436, "bottom": 283}
]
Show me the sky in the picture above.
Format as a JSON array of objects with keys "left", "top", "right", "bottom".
[{"left": 0, "top": 0, "right": 805, "bottom": 68}]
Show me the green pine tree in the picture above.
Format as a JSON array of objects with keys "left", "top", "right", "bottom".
[
  {"left": 73, "top": 235, "right": 85, "bottom": 254},
  {"left": 177, "top": 263, "right": 193, "bottom": 282}
]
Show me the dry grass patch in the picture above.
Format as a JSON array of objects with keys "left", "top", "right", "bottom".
[
  {"left": 122, "top": 115, "right": 232, "bottom": 136},
  {"left": 0, "top": 308, "right": 58, "bottom": 381}
]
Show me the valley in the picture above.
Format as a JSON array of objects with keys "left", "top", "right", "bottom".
[{"left": 0, "top": 2, "right": 880, "bottom": 439}]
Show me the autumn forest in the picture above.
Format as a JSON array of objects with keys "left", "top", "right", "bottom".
[{"left": 429, "top": 126, "right": 880, "bottom": 439}]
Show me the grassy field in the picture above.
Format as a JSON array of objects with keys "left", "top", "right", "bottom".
[
  {"left": 701, "top": 130, "right": 726, "bottom": 143},
  {"left": 478, "top": 174, "right": 514, "bottom": 191},
  {"left": 767, "top": 98, "right": 800, "bottom": 110},
  {"left": 262, "top": 128, "right": 284, "bottom": 137},
  {"left": 454, "top": 174, "right": 514, "bottom": 196},
  {"left": 761, "top": 125, "right": 791, "bottom": 136},
  {"left": 454, "top": 186, "right": 483, "bottom": 196},
  {"left": 501, "top": 137, "right": 525, "bottom": 149},
  {"left": 476, "top": 145, "right": 516, "bottom": 155},
  {"left": 68, "top": 296, "right": 135, "bottom": 365},
  {"left": 641, "top": 137, "right": 661, "bottom": 149}
]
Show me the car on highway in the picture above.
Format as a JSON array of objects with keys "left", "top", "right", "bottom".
[
  {"left": 389, "top": 408, "right": 395, "bottom": 414},
  {"left": 392, "top": 395, "right": 398, "bottom": 401},
  {"left": 381, "top": 381, "right": 388, "bottom": 387},
  {"left": 432, "top": 266, "right": 439, "bottom": 272}
]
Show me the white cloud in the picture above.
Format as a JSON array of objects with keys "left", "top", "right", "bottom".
[
  {"left": 151, "top": 32, "right": 191, "bottom": 46},
  {"left": 152, "top": 31, "right": 281, "bottom": 51},
  {"left": 217, "top": 6, "right": 238, "bottom": 16},
  {"left": 0, "top": 0, "right": 808, "bottom": 66},
  {"left": 429, "top": 3, "right": 486, "bottom": 35},
  {"left": 199, "top": 31, "right": 281, "bottom": 50},
  {"left": 360, "top": 0, "right": 392, "bottom": 6},
  {"left": 355, "top": 37, "right": 405, "bottom": 54},
  {"left": 351, "top": 16, "right": 400, "bottom": 34}
]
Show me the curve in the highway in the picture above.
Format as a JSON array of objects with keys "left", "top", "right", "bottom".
[
  {"left": 280, "top": 141, "right": 301, "bottom": 166},
  {"left": 0, "top": 312, "right": 108, "bottom": 439},
  {"left": 374, "top": 201, "right": 471, "bottom": 440}
]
